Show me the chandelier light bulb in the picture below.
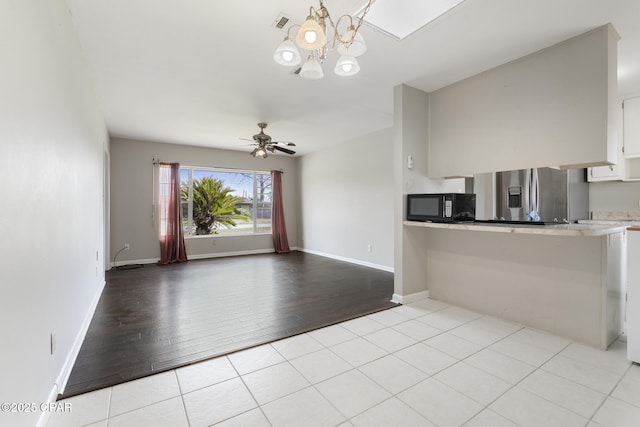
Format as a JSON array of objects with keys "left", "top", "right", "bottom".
[
  {"left": 295, "top": 15, "right": 327, "bottom": 50},
  {"left": 334, "top": 55, "right": 360, "bottom": 76},
  {"left": 299, "top": 54, "right": 324, "bottom": 80},
  {"left": 273, "top": 37, "right": 301, "bottom": 66},
  {"left": 337, "top": 25, "right": 367, "bottom": 57},
  {"left": 304, "top": 31, "right": 317, "bottom": 44}
]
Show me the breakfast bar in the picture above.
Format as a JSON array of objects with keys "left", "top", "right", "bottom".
[{"left": 401, "top": 221, "right": 626, "bottom": 349}]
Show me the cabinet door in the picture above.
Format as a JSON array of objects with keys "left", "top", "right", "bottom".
[
  {"left": 624, "top": 97, "right": 640, "bottom": 158},
  {"left": 627, "top": 229, "right": 640, "bottom": 362},
  {"left": 588, "top": 164, "right": 620, "bottom": 181}
]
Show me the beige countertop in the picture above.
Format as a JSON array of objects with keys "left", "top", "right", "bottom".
[
  {"left": 578, "top": 219, "right": 640, "bottom": 226},
  {"left": 403, "top": 220, "right": 627, "bottom": 237}
]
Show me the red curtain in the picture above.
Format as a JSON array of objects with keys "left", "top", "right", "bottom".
[
  {"left": 158, "top": 163, "right": 188, "bottom": 265},
  {"left": 271, "top": 170, "right": 290, "bottom": 254}
]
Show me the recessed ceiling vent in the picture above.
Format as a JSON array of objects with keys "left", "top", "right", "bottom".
[{"left": 272, "top": 13, "right": 291, "bottom": 30}]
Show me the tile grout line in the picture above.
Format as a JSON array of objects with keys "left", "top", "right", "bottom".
[
  {"left": 284, "top": 324, "right": 388, "bottom": 425},
  {"left": 228, "top": 350, "right": 275, "bottom": 427},
  {"left": 336, "top": 308, "right": 491, "bottom": 426},
  {"left": 586, "top": 359, "right": 635, "bottom": 425},
  {"left": 425, "top": 324, "right": 529, "bottom": 426},
  {"left": 459, "top": 330, "right": 571, "bottom": 426},
  {"left": 173, "top": 369, "right": 192, "bottom": 427}
]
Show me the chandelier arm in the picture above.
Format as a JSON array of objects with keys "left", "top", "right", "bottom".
[
  {"left": 334, "top": 14, "right": 354, "bottom": 46},
  {"left": 286, "top": 23, "right": 301, "bottom": 39},
  {"left": 338, "top": 0, "right": 373, "bottom": 47},
  {"left": 317, "top": 46, "right": 328, "bottom": 63},
  {"left": 352, "top": 0, "right": 373, "bottom": 34},
  {"left": 314, "top": 1, "right": 338, "bottom": 49}
]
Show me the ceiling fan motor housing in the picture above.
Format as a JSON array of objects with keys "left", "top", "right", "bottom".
[{"left": 247, "top": 123, "right": 296, "bottom": 157}]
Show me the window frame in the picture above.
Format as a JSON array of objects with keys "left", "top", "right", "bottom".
[{"left": 179, "top": 166, "right": 272, "bottom": 238}]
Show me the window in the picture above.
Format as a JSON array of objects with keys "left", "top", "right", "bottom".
[
  {"left": 179, "top": 167, "right": 272, "bottom": 236},
  {"left": 158, "top": 164, "right": 172, "bottom": 238}
]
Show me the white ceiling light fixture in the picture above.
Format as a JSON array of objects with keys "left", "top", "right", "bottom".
[
  {"left": 300, "top": 53, "right": 324, "bottom": 79},
  {"left": 273, "top": 0, "right": 373, "bottom": 79},
  {"left": 273, "top": 36, "right": 302, "bottom": 66},
  {"left": 334, "top": 55, "right": 360, "bottom": 76}
]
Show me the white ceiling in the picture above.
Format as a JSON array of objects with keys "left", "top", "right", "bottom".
[{"left": 64, "top": 0, "right": 640, "bottom": 156}]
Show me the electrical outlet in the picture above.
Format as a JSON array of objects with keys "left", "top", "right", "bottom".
[
  {"left": 367, "top": 244, "right": 372, "bottom": 252},
  {"left": 124, "top": 243, "right": 130, "bottom": 250},
  {"left": 50, "top": 331, "right": 55, "bottom": 355}
]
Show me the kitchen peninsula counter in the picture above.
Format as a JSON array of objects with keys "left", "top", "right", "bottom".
[
  {"left": 404, "top": 220, "right": 627, "bottom": 237},
  {"left": 400, "top": 220, "right": 625, "bottom": 349}
]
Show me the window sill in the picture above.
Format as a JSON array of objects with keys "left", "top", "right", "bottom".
[{"left": 185, "top": 232, "right": 272, "bottom": 239}]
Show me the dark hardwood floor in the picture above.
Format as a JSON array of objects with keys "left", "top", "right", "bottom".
[{"left": 61, "top": 251, "right": 395, "bottom": 398}]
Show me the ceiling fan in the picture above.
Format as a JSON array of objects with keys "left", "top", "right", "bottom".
[{"left": 242, "top": 123, "right": 296, "bottom": 158}]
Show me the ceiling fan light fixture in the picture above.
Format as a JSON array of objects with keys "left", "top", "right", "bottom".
[
  {"left": 334, "top": 55, "right": 360, "bottom": 76},
  {"left": 255, "top": 146, "right": 267, "bottom": 158},
  {"left": 299, "top": 54, "right": 324, "bottom": 80},
  {"left": 273, "top": 37, "right": 301, "bottom": 66}
]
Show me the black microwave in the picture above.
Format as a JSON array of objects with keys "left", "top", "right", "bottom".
[{"left": 406, "top": 193, "right": 476, "bottom": 222}]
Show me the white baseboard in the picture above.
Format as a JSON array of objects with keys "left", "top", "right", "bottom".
[
  {"left": 391, "top": 290, "right": 430, "bottom": 304},
  {"left": 187, "top": 248, "right": 275, "bottom": 260},
  {"left": 114, "top": 248, "right": 392, "bottom": 270},
  {"left": 36, "top": 383, "right": 61, "bottom": 427},
  {"left": 57, "top": 279, "right": 106, "bottom": 393},
  {"left": 111, "top": 249, "right": 279, "bottom": 268},
  {"left": 38, "top": 278, "right": 106, "bottom": 427},
  {"left": 111, "top": 257, "right": 157, "bottom": 267},
  {"left": 298, "top": 248, "right": 394, "bottom": 273}
]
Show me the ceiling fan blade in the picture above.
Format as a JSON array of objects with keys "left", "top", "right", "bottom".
[
  {"left": 272, "top": 145, "right": 296, "bottom": 155},
  {"left": 273, "top": 141, "right": 296, "bottom": 146},
  {"left": 239, "top": 137, "right": 254, "bottom": 142}
]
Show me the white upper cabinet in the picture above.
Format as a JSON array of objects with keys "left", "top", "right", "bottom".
[
  {"left": 427, "top": 25, "right": 619, "bottom": 178},
  {"left": 623, "top": 97, "right": 640, "bottom": 158},
  {"left": 588, "top": 102, "right": 624, "bottom": 182},
  {"left": 588, "top": 164, "right": 621, "bottom": 181}
]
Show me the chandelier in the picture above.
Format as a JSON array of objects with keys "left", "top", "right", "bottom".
[{"left": 273, "top": 0, "right": 373, "bottom": 79}]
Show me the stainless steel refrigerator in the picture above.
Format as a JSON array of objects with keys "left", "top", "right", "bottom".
[{"left": 495, "top": 167, "right": 589, "bottom": 223}]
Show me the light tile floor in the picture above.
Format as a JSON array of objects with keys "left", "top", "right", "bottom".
[{"left": 47, "top": 298, "right": 640, "bottom": 427}]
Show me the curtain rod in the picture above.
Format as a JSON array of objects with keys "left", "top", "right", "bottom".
[
  {"left": 177, "top": 164, "right": 284, "bottom": 174},
  {"left": 152, "top": 158, "right": 284, "bottom": 174}
]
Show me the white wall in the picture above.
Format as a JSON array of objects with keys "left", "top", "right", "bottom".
[
  {"left": 393, "top": 84, "right": 465, "bottom": 301},
  {"left": 298, "top": 128, "right": 394, "bottom": 271},
  {"left": 0, "top": 2, "right": 108, "bottom": 427},
  {"left": 427, "top": 25, "right": 619, "bottom": 177},
  {"left": 590, "top": 180, "right": 640, "bottom": 217},
  {"left": 109, "top": 138, "right": 299, "bottom": 264}
]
